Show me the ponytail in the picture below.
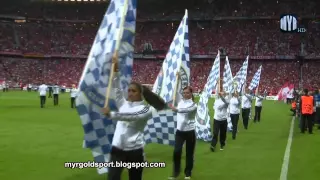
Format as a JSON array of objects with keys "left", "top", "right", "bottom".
[{"left": 141, "top": 86, "right": 166, "bottom": 110}]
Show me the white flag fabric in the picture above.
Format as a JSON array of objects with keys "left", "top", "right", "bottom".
[
  {"left": 223, "top": 56, "right": 233, "bottom": 93},
  {"left": 248, "top": 65, "right": 262, "bottom": 90},
  {"left": 222, "top": 56, "right": 234, "bottom": 130},
  {"left": 144, "top": 10, "right": 190, "bottom": 146},
  {"left": 195, "top": 51, "right": 220, "bottom": 141},
  {"left": 233, "top": 56, "right": 249, "bottom": 92},
  {"left": 75, "top": 0, "right": 136, "bottom": 174}
]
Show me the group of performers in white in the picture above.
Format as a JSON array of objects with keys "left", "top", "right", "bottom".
[
  {"left": 36, "top": 83, "right": 78, "bottom": 108},
  {"left": 101, "top": 62, "right": 264, "bottom": 180}
]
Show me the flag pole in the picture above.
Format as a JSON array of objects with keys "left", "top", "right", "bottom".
[
  {"left": 104, "top": 53, "right": 118, "bottom": 108},
  {"left": 172, "top": 72, "right": 180, "bottom": 106},
  {"left": 104, "top": 0, "right": 129, "bottom": 108},
  {"left": 218, "top": 77, "right": 221, "bottom": 94}
]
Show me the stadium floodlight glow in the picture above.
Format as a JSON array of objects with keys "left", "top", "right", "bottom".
[
  {"left": 83, "top": 0, "right": 88, "bottom": 1},
  {"left": 76, "top": 0, "right": 81, "bottom": 1},
  {"left": 70, "top": 0, "right": 75, "bottom": 1},
  {"left": 64, "top": 0, "right": 69, "bottom": 2}
]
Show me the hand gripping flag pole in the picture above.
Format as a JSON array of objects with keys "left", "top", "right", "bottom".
[{"left": 104, "top": 0, "right": 129, "bottom": 107}]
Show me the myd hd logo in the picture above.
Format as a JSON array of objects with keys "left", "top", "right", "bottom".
[{"left": 280, "top": 14, "right": 306, "bottom": 33}]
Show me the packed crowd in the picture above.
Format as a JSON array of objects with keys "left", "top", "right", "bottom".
[
  {"left": 0, "top": 20, "right": 319, "bottom": 56},
  {"left": 1, "top": 57, "right": 319, "bottom": 94},
  {"left": 1, "top": 0, "right": 319, "bottom": 19},
  {"left": 0, "top": 0, "right": 319, "bottom": 93}
]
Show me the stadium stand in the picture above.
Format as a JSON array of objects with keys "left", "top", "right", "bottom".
[{"left": 0, "top": 0, "right": 319, "bottom": 94}]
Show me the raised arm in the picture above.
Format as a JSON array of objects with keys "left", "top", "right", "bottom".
[
  {"left": 215, "top": 98, "right": 229, "bottom": 110},
  {"left": 112, "top": 72, "right": 126, "bottom": 109},
  {"left": 245, "top": 94, "right": 252, "bottom": 101},
  {"left": 109, "top": 106, "right": 152, "bottom": 122},
  {"left": 177, "top": 103, "right": 197, "bottom": 113},
  {"left": 257, "top": 95, "right": 264, "bottom": 100}
]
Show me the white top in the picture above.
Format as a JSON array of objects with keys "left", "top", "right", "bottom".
[
  {"left": 176, "top": 98, "right": 197, "bottom": 131},
  {"left": 53, "top": 85, "right": 60, "bottom": 94},
  {"left": 241, "top": 94, "right": 252, "bottom": 109},
  {"left": 229, "top": 96, "right": 241, "bottom": 114},
  {"left": 70, "top": 88, "right": 78, "bottom": 98},
  {"left": 214, "top": 96, "right": 229, "bottom": 121},
  {"left": 38, "top": 84, "right": 47, "bottom": 96},
  {"left": 287, "top": 91, "right": 294, "bottom": 98},
  {"left": 255, "top": 95, "right": 264, "bottom": 107},
  {"left": 109, "top": 74, "right": 152, "bottom": 151}
]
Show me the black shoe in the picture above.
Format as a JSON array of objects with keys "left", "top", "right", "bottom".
[
  {"left": 220, "top": 146, "right": 224, "bottom": 151},
  {"left": 232, "top": 136, "right": 236, "bottom": 140},
  {"left": 210, "top": 146, "right": 215, "bottom": 152},
  {"left": 309, "top": 132, "right": 313, "bottom": 134}
]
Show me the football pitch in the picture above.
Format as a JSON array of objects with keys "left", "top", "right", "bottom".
[{"left": 0, "top": 91, "right": 319, "bottom": 180}]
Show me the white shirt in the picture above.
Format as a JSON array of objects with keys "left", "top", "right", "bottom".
[
  {"left": 70, "top": 88, "right": 78, "bottom": 98},
  {"left": 38, "top": 84, "right": 47, "bottom": 96},
  {"left": 176, "top": 98, "right": 197, "bottom": 131},
  {"left": 241, "top": 94, "right": 252, "bottom": 109},
  {"left": 255, "top": 95, "right": 264, "bottom": 107},
  {"left": 229, "top": 96, "right": 241, "bottom": 114},
  {"left": 287, "top": 91, "right": 294, "bottom": 98},
  {"left": 109, "top": 74, "right": 152, "bottom": 151},
  {"left": 214, "top": 96, "right": 229, "bottom": 121},
  {"left": 53, "top": 85, "right": 60, "bottom": 94}
]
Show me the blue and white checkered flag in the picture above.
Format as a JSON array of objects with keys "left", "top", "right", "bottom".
[
  {"left": 144, "top": 10, "right": 190, "bottom": 146},
  {"left": 204, "top": 51, "right": 221, "bottom": 96},
  {"left": 156, "top": 10, "right": 188, "bottom": 103},
  {"left": 248, "top": 65, "right": 262, "bottom": 90},
  {"left": 75, "top": 0, "right": 136, "bottom": 174},
  {"left": 223, "top": 56, "right": 233, "bottom": 93},
  {"left": 233, "top": 56, "right": 249, "bottom": 92},
  {"left": 195, "top": 51, "right": 221, "bottom": 142},
  {"left": 222, "top": 56, "right": 234, "bottom": 131}
]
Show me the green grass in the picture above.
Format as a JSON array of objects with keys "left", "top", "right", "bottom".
[{"left": 0, "top": 91, "right": 319, "bottom": 180}]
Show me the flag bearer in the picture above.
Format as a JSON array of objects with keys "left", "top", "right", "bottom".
[
  {"left": 102, "top": 61, "right": 167, "bottom": 180},
  {"left": 229, "top": 90, "right": 241, "bottom": 140},
  {"left": 70, "top": 85, "right": 78, "bottom": 108},
  {"left": 38, "top": 82, "right": 48, "bottom": 108},
  {"left": 168, "top": 85, "right": 197, "bottom": 180},
  {"left": 53, "top": 84, "right": 60, "bottom": 106},
  {"left": 254, "top": 92, "right": 264, "bottom": 122},
  {"left": 211, "top": 91, "right": 230, "bottom": 151},
  {"left": 241, "top": 88, "right": 252, "bottom": 129}
]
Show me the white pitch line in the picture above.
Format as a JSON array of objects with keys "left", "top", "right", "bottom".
[{"left": 280, "top": 116, "right": 295, "bottom": 180}]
